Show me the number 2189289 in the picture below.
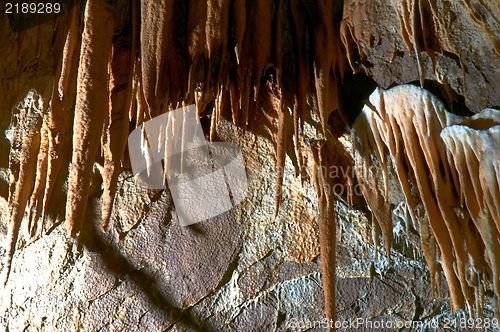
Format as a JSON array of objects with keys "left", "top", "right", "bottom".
[{"left": 5, "top": 2, "right": 61, "bottom": 14}]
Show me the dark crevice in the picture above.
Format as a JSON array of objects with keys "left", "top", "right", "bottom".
[
  {"left": 407, "top": 79, "right": 474, "bottom": 116},
  {"left": 336, "top": 71, "right": 379, "bottom": 127}
]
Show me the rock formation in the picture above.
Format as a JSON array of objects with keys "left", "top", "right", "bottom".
[
  {"left": 0, "top": 0, "right": 499, "bottom": 330},
  {"left": 352, "top": 84, "right": 500, "bottom": 314}
]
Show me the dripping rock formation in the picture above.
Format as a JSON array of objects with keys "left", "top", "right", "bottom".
[{"left": 0, "top": 0, "right": 499, "bottom": 331}]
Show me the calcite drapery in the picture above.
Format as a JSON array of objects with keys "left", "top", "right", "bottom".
[
  {"left": 353, "top": 84, "right": 500, "bottom": 313},
  {"left": 2, "top": 0, "right": 344, "bottom": 324}
]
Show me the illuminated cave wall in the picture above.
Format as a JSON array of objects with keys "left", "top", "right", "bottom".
[{"left": 0, "top": 0, "right": 499, "bottom": 330}]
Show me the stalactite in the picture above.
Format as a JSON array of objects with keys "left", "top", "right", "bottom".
[
  {"left": 0, "top": 5, "right": 349, "bottom": 330},
  {"left": 310, "top": 139, "right": 337, "bottom": 323},
  {"left": 343, "top": 0, "right": 454, "bottom": 88},
  {"left": 232, "top": 0, "right": 246, "bottom": 67},
  {"left": 136, "top": 61, "right": 149, "bottom": 125},
  {"left": 339, "top": 2, "right": 368, "bottom": 74},
  {"left": 248, "top": 0, "right": 273, "bottom": 113},
  {"left": 209, "top": 95, "right": 219, "bottom": 141},
  {"left": 353, "top": 86, "right": 459, "bottom": 309},
  {"left": 101, "top": 27, "right": 135, "bottom": 231},
  {"left": 274, "top": 0, "right": 284, "bottom": 87},
  {"left": 229, "top": 74, "right": 240, "bottom": 126},
  {"left": 1, "top": 92, "right": 45, "bottom": 286},
  {"left": 185, "top": 0, "right": 207, "bottom": 103},
  {"left": 23, "top": 4, "right": 69, "bottom": 231},
  {"left": 40, "top": 3, "right": 80, "bottom": 231},
  {"left": 417, "top": 207, "right": 440, "bottom": 295},
  {"left": 351, "top": 98, "right": 393, "bottom": 262},
  {"left": 311, "top": 0, "right": 341, "bottom": 133},
  {"left": 441, "top": 114, "right": 500, "bottom": 299},
  {"left": 233, "top": 0, "right": 273, "bottom": 130},
  {"left": 26, "top": 118, "right": 48, "bottom": 236},
  {"left": 140, "top": 0, "right": 174, "bottom": 116},
  {"left": 354, "top": 159, "right": 393, "bottom": 263},
  {"left": 394, "top": 0, "right": 445, "bottom": 85},
  {"left": 353, "top": 85, "right": 500, "bottom": 313},
  {"left": 58, "top": 1, "right": 80, "bottom": 101},
  {"left": 65, "top": 0, "right": 115, "bottom": 237},
  {"left": 275, "top": 101, "right": 287, "bottom": 215},
  {"left": 290, "top": 0, "right": 307, "bottom": 173},
  {"left": 1, "top": 1, "right": 355, "bottom": 327},
  {"left": 339, "top": 25, "right": 355, "bottom": 73},
  {"left": 1, "top": 1, "right": 499, "bottom": 328},
  {"left": 205, "top": 0, "right": 230, "bottom": 99},
  {"left": 411, "top": 0, "right": 425, "bottom": 86},
  {"left": 462, "top": 0, "right": 500, "bottom": 56}
]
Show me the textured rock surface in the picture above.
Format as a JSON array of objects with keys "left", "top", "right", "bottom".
[
  {"left": 2, "top": 119, "right": 497, "bottom": 331},
  {"left": 0, "top": 119, "right": 323, "bottom": 331}
]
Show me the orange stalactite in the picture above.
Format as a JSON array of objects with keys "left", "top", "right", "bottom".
[
  {"left": 41, "top": 2, "right": 81, "bottom": 231},
  {"left": 353, "top": 85, "right": 500, "bottom": 314},
  {"left": 101, "top": 30, "right": 135, "bottom": 231},
  {"left": 1, "top": 1, "right": 500, "bottom": 329},
  {"left": 26, "top": 119, "right": 49, "bottom": 236},
  {"left": 185, "top": 0, "right": 207, "bottom": 103},
  {"left": 65, "top": 0, "right": 115, "bottom": 237},
  {"left": 2, "top": 1, "right": 352, "bottom": 328},
  {"left": 2, "top": 92, "right": 45, "bottom": 286},
  {"left": 140, "top": 0, "right": 175, "bottom": 117},
  {"left": 205, "top": 0, "right": 230, "bottom": 99}
]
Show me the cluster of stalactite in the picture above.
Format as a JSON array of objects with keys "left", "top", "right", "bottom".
[
  {"left": 341, "top": 0, "right": 467, "bottom": 98},
  {"left": 3, "top": 0, "right": 499, "bottom": 326},
  {"left": 353, "top": 84, "right": 500, "bottom": 315},
  {"left": 1, "top": 0, "right": 345, "bottom": 322}
]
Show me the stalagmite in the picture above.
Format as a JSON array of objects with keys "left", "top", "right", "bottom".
[{"left": 65, "top": 0, "right": 115, "bottom": 237}]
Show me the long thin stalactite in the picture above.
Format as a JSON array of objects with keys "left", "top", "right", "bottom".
[{"left": 1, "top": 0, "right": 345, "bottom": 326}]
